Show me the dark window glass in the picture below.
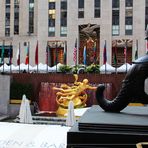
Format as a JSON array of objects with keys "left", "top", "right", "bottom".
[
  {"left": 95, "top": 0, "right": 100, "bottom": 7},
  {"left": 6, "top": 0, "right": 10, "bottom": 4},
  {"left": 49, "top": 19, "right": 55, "bottom": 27},
  {"left": 49, "top": 2, "right": 55, "bottom": 9},
  {"left": 78, "top": 11, "right": 84, "bottom": 18},
  {"left": 125, "top": 17, "right": 132, "bottom": 25},
  {"left": 113, "top": 10, "right": 119, "bottom": 16},
  {"left": 112, "top": 10, "right": 119, "bottom": 25},
  {"left": 125, "top": 30, "right": 132, "bottom": 35},
  {"left": 112, "top": 0, "right": 119, "bottom": 8},
  {"left": 61, "top": 19, "right": 67, "bottom": 26},
  {"left": 29, "top": 0, "right": 34, "bottom": 33},
  {"left": 61, "top": 11, "right": 67, "bottom": 18},
  {"left": 48, "top": 32, "right": 55, "bottom": 37},
  {"left": 146, "top": 7, "right": 148, "bottom": 14},
  {"left": 112, "top": 16, "right": 119, "bottom": 25},
  {"left": 145, "top": 0, "right": 148, "bottom": 28},
  {"left": 94, "top": 9, "right": 100, "bottom": 18},
  {"left": 61, "top": 1, "right": 67, "bottom": 9},
  {"left": 5, "top": 28, "right": 10, "bottom": 36},
  {"left": 125, "top": 0, "right": 133, "bottom": 7},
  {"left": 78, "top": 0, "right": 84, "bottom": 8}
]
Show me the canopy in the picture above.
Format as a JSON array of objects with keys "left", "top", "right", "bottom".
[
  {"left": 100, "top": 63, "right": 116, "bottom": 73},
  {"left": 117, "top": 63, "right": 131, "bottom": 73}
]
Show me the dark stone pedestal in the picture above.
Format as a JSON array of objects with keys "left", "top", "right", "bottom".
[{"left": 67, "top": 105, "right": 148, "bottom": 148}]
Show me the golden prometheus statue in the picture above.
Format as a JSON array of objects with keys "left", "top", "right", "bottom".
[{"left": 53, "top": 74, "right": 97, "bottom": 116}]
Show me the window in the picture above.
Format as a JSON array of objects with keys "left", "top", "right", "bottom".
[
  {"left": 6, "top": 0, "right": 10, "bottom": 4},
  {"left": 29, "top": 0, "right": 34, "bottom": 34},
  {"left": 125, "top": 0, "right": 133, "bottom": 35},
  {"left": 14, "top": 0, "right": 19, "bottom": 34},
  {"left": 145, "top": 0, "right": 148, "bottom": 29},
  {"left": 112, "top": 0, "right": 120, "bottom": 36},
  {"left": 60, "top": 0, "right": 67, "bottom": 36},
  {"left": 48, "top": 0, "right": 56, "bottom": 36},
  {"left": 112, "top": 0, "right": 119, "bottom": 8},
  {"left": 78, "top": 0, "right": 84, "bottom": 18},
  {"left": 125, "top": 0, "right": 133, "bottom": 7},
  {"left": 78, "top": 0, "right": 84, "bottom": 9},
  {"left": 94, "top": 0, "right": 100, "bottom": 18},
  {"left": 5, "top": 0, "right": 10, "bottom": 36},
  {"left": 61, "top": 1, "right": 67, "bottom": 9},
  {"left": 112, "top": 25, "right": 119, "bottom": 35},
  {"left": 78, "top": 11, "right": 84, "bottom": 18}
]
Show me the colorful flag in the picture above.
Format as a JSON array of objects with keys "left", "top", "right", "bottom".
[
  {"left": 35, "top": 41, "right": 38, "bottom": 65},
  {"left": 0, "top": 41, "right": 5, "bottom": 64},
  {"left": 103, "top": 40, "right": 107, "bottom": 64},
  {"left": 124, "top": 45, "right": 127, "bottom": 63},
  {"left": 63, "top": 41, "right": 66, "bottom": 64},
  {"left": 8, "top": 43, "right": 12, "bottom": 65},
  {"left": 83, "top": 46, "right": 87, "bottom": 65},
  {"left": 16, "top": 43, "right": 20, "bottom": 65},
  {"left": 73, "top": 38, "right": 77, "bottom": 65},
  {"left": 93, "top": 42, "right": 96, "bottom": 63},
  {"left": 113, "top": 47, "right": 117, "bottom": 65},
  {"left": 135, "top": 40, "right": 138, "bottom": 60},
  {"left": 25, "top": 43, "right": 29, "bottom": 65}
]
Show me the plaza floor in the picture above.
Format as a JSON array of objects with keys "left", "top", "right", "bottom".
[{"left": 0, "top": 122, "right": 70, "bottom": 148}]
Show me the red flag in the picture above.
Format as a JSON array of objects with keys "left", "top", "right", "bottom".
[
  {"left": 103, "top": 40, "right": 107, "bottom": 64},
  {"left": 25, "top": 43, "right": 29, "bottom": 65},
  {"left": 16, "top": 48, "right": 20, "bottom": 65},
  {"left": 35, "top": 41, "right": 38, "bottom": 65},
  {"left": 73, "top": 39, "right": 77, "bottom": 65},
  {"left": 8, "top": 43, "right": 12, "bottom": 65}
]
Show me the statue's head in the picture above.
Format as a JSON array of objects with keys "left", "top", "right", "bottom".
[{"left": 83, "top": 79, "right": 88, "bottom": 84}]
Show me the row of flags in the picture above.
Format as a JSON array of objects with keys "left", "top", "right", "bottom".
[
  {"left": 1, "top": 41, "right": 67, "bottom": 68},
  {"left": 0, "top": 39, "right": 146, "bottom": 68},
  {"left": 74, "top": 39, "right": 141, "bottom": 66}
]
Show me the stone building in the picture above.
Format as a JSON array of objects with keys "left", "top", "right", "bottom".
[{"left": 0, "top": 0, "right": 147, "bottom": 67}]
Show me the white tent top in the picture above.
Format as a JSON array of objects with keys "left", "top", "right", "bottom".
[
  {"left": 117, "top": 63, "right": 131, "bottom": 73},
  {"left": 100, "top": 63, "right": 116, "bottom": 73}
]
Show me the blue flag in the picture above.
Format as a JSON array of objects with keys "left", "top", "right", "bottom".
[{"left": 83, "top": 46, "right": 87, "bottom": 65}]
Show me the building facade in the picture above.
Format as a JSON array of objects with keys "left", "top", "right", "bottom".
[{"left": 0, "top": 0, "right": 147, "bottom": 67}]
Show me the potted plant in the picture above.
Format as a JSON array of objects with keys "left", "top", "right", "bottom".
[
  {"left": 59, "top": 64, "right": 72, "bottom": 73},
  {"left": 72, "top": 64, "right": 86, "bottom": 74},
  {"left": 86, "top": 64, "right": 100, "bottom": 73}
]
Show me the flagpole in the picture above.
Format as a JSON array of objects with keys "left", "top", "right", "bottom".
[
  {"left": 114, "top": 46, "right": 117, "bottom": 74},
  {"left": 2, "top": 40, "right": 5, "bottom": 73},
  {"left": 125, "top": 41, "right": 127, "bottom": 73},
  {"left": 10, "top": 42, "right": 12, "bottom": 73},
  {"left": 46, "top": 42, "right": 49, "bottom": 73},
  {"left": 36, "top": 40, "right": 38, "bottom": 73},
  {"left": 135, "top": 40, "right": 138, "bottom": 60},
  {"left": 104, "top": 40, "right": 107, "bottom": 74},
  {"left": 19, "top": 42, "right": 21, "bottom": 73},
  {"left": 28, "top": 42, "right": 30, "bottom": 73},
  {"left": 56, "top": 41, "right": 58, "bottom": 73}
]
